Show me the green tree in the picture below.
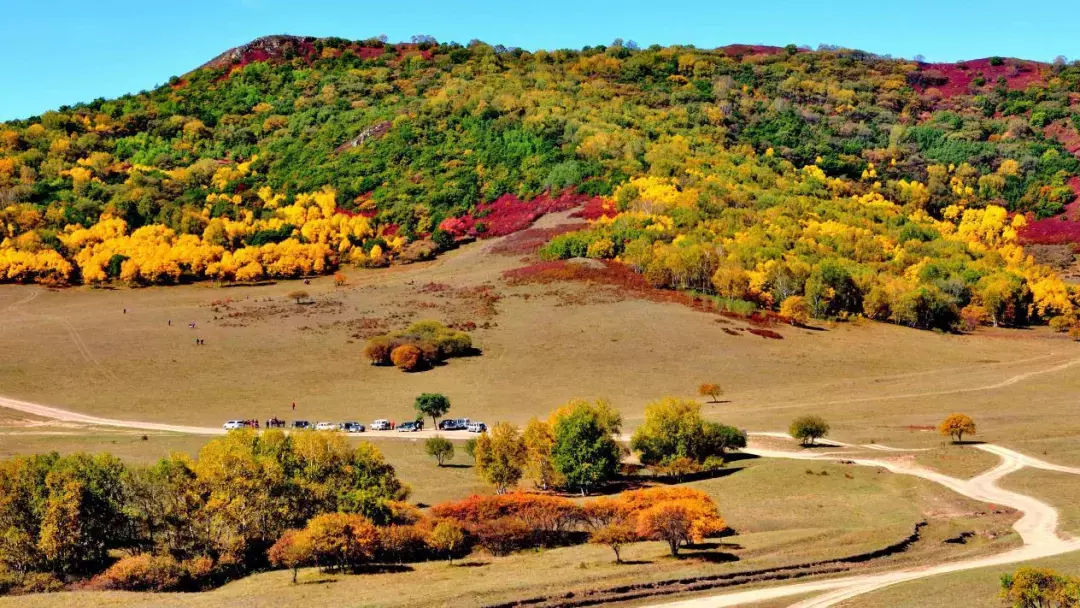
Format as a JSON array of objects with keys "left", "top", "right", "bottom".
[
  {"left": 414, "top": 393, "right": 451, "bottom": 428},
  {"left": 789, "top": 415, "right": 830, "bottom": 446},
  {"left": 425, "top": 436, "right": 455, "bottom": 467},
  {"left": 630, "top": 398, "right": 745, "bottom": 468},
  {"left": 551, "top": 401, "right": 622, "bottom": 495}
]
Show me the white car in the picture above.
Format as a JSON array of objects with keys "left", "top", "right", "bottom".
[
  {"left": 467, "top": 421, "right": 487, "bottom": 433},
  {"left": 371, "top": 419, "right": 391, "bottom": 431},
  {"left": 223, "top": 420, "right": 246, "bottom": 430},
  {"left": 314, "top": 421, "right": 337, "bottom": 431}
]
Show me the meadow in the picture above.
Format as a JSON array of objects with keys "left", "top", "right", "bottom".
[
  {"left": 0, "top": 456, "right": 1018, "bottom": 608},
  {"left": 1, "top": 212, "right": 1078, "bottom": 460},
  {"left": 1, "top": 212, "right": 1079, "bottom": 606}
]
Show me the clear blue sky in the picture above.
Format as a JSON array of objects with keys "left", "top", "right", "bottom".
[{"left": 2, "top": 0, "right": 1077, "bottom": 121}]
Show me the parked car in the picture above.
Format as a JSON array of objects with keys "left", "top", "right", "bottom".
[
  {"left": 314, "top": 421, "right": 337, "bottom": 431},
  {"left": 397, "top": 421, "right": 423, "bottom": 432},
  {"left": 467, "top": 421, "right": 487, "bottom": 433},
  {"left": 223, "top": 420, "right": 246, "bottom": 430},
  {"left": 439, "top": 418, "right": 470, "bottom": 430},
  {"left": 339, "top": 422, "right": 365, "bottom": 433},
  {"left": 371, "top": 419, "right": 391, "bottom": 431},
  {"left": 291, "top": 420, "right": 311, "bottom": 430}
]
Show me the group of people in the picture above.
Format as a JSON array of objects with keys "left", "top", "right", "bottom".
[{"left": 265, "top": 417, "right": 287, "bottom": 428}]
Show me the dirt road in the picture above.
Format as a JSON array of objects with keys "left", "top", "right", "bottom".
[
  {"left": 649, "top": 442, "right": 1080, "bottom": 608},
  {"left": 0, "top": 394, "right": 485, "bottom": 440}
]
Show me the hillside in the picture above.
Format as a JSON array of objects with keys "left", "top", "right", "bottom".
[{"left": 1, "top": 35, "right": 1079, "bottom": 332}]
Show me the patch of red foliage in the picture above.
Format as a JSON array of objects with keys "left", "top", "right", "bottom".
[
  {"left": 438, "top": 191, "right": 601, "bottom": 239},
  {"left": 204, "top": 37, "right": 434, "bottom": 81},
  {"left": 916, "top": 58, "right": 1045, "bottom": 99},
  {"left": 487, "top": 223, "right": 588, "bottom": 256},
  {"left": 569, "top": 197, "right": 618, "bottom": 220},
  {"left": 1019, "top": 176, "right": 1080, "bottom": 245},
  {"left": 718, "top": 44, "right": 791, "bottom": 58},
  {"left": 1045, "top": 121, "right": 1080, "bottom": 156}
]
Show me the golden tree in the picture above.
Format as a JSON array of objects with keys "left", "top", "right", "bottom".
[
  {"left": 697, "top": 383, "right": 723, "bottom": 403},
  {"left": 939, "top": 413, "right": 976, "bottom": 444}
]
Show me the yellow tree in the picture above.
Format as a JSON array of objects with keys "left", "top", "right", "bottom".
[
  {"left": 522, "top": 418, "right": 561, "bottom": 490},
  {"left": 474, "top": 422, "right": 526, "bottom": 494},
  {"left": 939, "top": 413, "right": 976, "bottom": 444}
]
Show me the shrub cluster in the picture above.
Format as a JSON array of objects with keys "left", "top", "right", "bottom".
[
  {"left": 364, "top": 320, "right": 474, "bottom": 371},
  {"left": 0, "top": 431, "right": 405, "bottom": 595}
]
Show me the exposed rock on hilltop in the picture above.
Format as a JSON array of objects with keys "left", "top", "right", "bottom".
[{"left": 197, "top": 34, "right": 319, "bottom": 71}]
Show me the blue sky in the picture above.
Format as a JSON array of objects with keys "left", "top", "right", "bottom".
[{"left": 2, "top": 0, "right": 1077, "bottom": 121}]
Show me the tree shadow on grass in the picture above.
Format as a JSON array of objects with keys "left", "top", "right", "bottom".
[
  {"left": 688, "top": 552, "right": 740, "bottom": 564},
  {"left": 454, "top": 561, "right": 490, "bottom": 568},
  {"left": 725, "top": 452, "right": 761, "bottom": 463},
  {"left": 439, "top": 463, "right": 473, "bottom": 469},
  {"left": 951, "top": 440, "right": 986, "bottom": 446},
  {"left": 351, "top": 564, "right": 413, "bottom": 574},
  {"left": 618, "top": 559, "right": 654, "bottom": 565}
]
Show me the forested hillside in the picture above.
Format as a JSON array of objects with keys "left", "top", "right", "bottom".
[{"left": 2, "top": 34, "right": 1080, "bottom": 331}]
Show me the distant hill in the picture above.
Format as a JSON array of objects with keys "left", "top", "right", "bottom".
[{"left": 0, "top": 35, "right": 1078, "bottom": 332}]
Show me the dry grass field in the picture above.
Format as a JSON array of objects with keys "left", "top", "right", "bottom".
[
  {"left": 1, "top": 210, "right": 1079, "bottom": 606},
  {"left": 0, "top": 457, "right": 1018, "bottom": 608},
  {"left": 1, "top": 211, "right": 1078, "bottom": 461}
]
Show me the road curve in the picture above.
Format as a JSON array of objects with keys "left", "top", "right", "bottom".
[{"left": 649, "top": 443, "right": 1080, "bottom": 608}]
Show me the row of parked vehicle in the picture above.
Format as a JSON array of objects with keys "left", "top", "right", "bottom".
[
  {"left": 437, "top": 418, "right": 487, "bottom": 432},
  {"left": 222, "top": 418, "right": 488, "bottom": 433}
]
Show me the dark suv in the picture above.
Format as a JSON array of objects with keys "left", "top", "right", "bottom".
[{"left": 292, "top": 420, "right": 311, "bottom": 430}]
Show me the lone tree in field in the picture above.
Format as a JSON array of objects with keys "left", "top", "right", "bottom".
[
  {"left": 425, "top": 436, "right": 455, "bottom": 467},
  {"left": 415, "top": 393, "right": 451, "bottom": 427},
  {"left": 939, "top": 413, "right": 976, "bottom": 444},
  {"left": 790, "top": 415, "right": 830, "bottom": 446},
  {"left": 288, "top": 289, "right": 309, "bottom": 304},
  {"left": 698, "top": 383, "right": 723, "bottom": 403}
]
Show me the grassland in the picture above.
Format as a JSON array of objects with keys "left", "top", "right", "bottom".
[
  {"left": 1, "top": 212, "right": 1078, "bottom": 464},
  {"left": 0, "top": 457, "right": 1017, "bottom": 608}
]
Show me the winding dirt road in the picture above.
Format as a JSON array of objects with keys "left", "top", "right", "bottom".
[
  {"left": 650, "top": 442, "right": 1080, "bottom": 608},
  {"left": 1, "top": 394, "right": 1078, "bottom": 607}
]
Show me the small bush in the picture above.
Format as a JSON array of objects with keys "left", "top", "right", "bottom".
[
  {"left": 90, "top": 554, "right": 185, "bottom": 592},
  {"left": 0, "top": 569, "right": 64, "bottom": 595}
]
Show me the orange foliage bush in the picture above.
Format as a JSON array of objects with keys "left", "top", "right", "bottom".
[
  {"left": 430, "top": 493, "right": 584, "bottom": 550},
  {"left": 390, "top": 344, "right": 423, "bottom": 371},
  {"left": 89, "top": 554, "right": 184, "bottom": 591}
]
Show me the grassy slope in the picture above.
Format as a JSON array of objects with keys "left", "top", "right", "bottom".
[
  {"left": 0, "top": 216, "right": 1078, "bottom": 605},
  {"left": 0, "top": 216, "right": 1078, "bottom": 465}
]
